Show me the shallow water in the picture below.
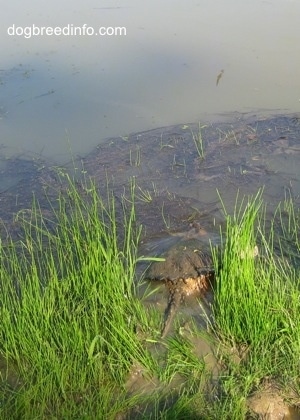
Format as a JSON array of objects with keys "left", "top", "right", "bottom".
[
  {"left": 0, "top": 113, "right": 299, "bottom": 415},
  {"left": 82, "top": 113, "right": 300, "bottom": 215},
  {"left": 1, "top": 113, "right": 299, "bottom": 233},
  {"left": 76, "top": 113, "right": 298, "bottom": 340},
  {"left": 1, "top": 0, "right": 300, "bottom": 161}
]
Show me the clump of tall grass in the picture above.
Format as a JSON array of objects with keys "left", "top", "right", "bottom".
[
  {"left": 0, "top": 172, "right": 156, "bottom": 417},
  {"left": 1, "top": 169, "right": 300, "bottom": 417},
  {"left": 212, "top": 188, "right": 300, "bottom": 388}
]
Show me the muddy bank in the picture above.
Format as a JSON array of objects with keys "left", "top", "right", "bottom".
[
  {"left": 81, "top": 113, "right": 300, "bottom": 234},
  {"left": 1, "top": 113, "right": 299, "bottom": 242}
]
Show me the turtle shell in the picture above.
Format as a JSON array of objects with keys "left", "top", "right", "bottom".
[
  {"left": 146, "top": 240, "right": 214, "bottom": 282},
  {"left": 145, "top": 238, "right": 215, "bottom": 337}
]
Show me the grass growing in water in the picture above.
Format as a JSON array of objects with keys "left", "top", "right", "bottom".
[
  {"left": 212, "top": 189, "right": 300, "bottom": 404},
  {"left": 0, "top": 174, "right": 300, "bottom": 418},
  {"left": 191, "top": 122, "right": 206, "bottom": 159},
  {"left": 0, "top": 173, "right": 156, "bottom": 418}
]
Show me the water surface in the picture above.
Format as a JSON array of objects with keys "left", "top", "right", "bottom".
[{"left": 1, "top": 0, "right": 300, "bottom": 161}]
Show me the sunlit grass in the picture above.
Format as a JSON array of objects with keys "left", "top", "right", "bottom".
[
  {"left": 0, "top": 171, "right": 299, "bottom": 417},
  {"left": 211, "top": 188, "right": 300, "bottom": 410},
  {"left": 0, "top": 172, "right": 157, "bottom": 418}
]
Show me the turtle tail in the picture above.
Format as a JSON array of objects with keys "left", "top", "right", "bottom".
[{"left": 161, "top": 288, "right": 182, "bottom": 338}]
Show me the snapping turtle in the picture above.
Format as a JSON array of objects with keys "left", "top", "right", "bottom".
[{"left": 146, "top": 232, "right": 215, "bottom": 338}]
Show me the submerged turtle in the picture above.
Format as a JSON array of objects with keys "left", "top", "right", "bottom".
[{"left": 145, "top": 234, "right": 215, "bottom": 338}]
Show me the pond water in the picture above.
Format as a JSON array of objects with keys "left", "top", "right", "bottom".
[
  {"left": 1, "top": 0, "right": 300, "bottom": 163},
  {"left": 1, "top": 4, "right": 300, "bottom": 413},
  {"left": 1, "top": 0, "right": 300, "bottom": 343}
]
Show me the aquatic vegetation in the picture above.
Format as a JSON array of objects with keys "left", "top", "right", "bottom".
[
  {"left": 0, "top": 172, "right": 156, "bottom": 418},
  {"left": 0, "top": 173, "right": 299, "bottom": 418},
  {"left": 129, "top": 145, "right": 141, "bottom": 167},
  {"left": 191, "top": 122, "right": 206, "bottom": 159},
  {"left": 161, "top": 201, "right": 171, "bottom": 229},
  {"left": 217, "top": 126, "right": 240, "bottom": 145},
  {"left": 211, "top": 189, "right": 300, "bottom": 414},
  {"left": 135, "top": 185, "right": 153, "bottom": 203}
]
